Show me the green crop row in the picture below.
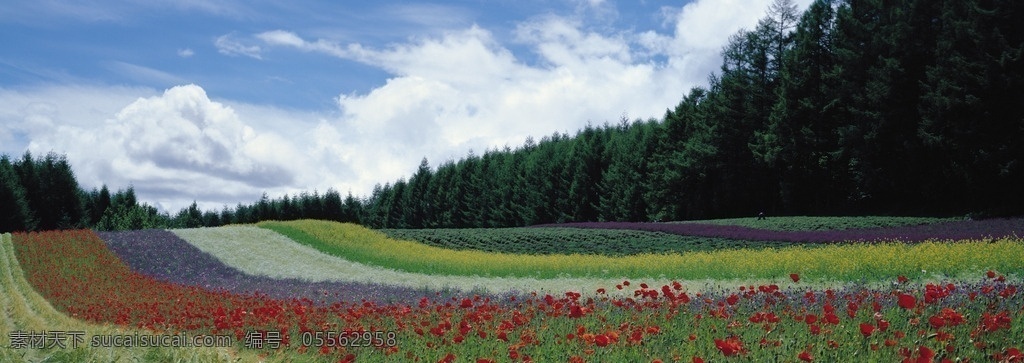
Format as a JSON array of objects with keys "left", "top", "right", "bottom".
[
  {"left": 378, "top": 227, "right": 799, "bottom": 256},
  {"left": 672, "top": 216, "right": 956, "bottom": 231}
]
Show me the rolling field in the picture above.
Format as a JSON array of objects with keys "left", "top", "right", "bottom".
[
  {"left": 4, "top": 217, "right": 1024, "bottom": 362},
  {"left": 0, "top": 233, "right": 265, "bottom": 363},
  {"left": 378, "top": 227, "right": 788, "bottom": 255},
  {"left": 671, "top": 216, "right": 957, "bottom": 231},
  {"left": 535, "top": 217, "right": 1024, "bottom": 244},
  {"left": 262, "top": 219, "right": 1024, "bottom": 281}
]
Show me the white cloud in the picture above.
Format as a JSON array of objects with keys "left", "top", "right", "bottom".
[
  {"left": 249, "top": 0, "right": 812, "bottom": 196},
  {"left": 673, "top": 0, "right": 773, "bottom": 50},
  {"left": 178, "top": 48, "right": 195, "bottom": 58},
  {"left": 214, "top": 33, "right": 262, "bottom": 59},
  {"left": 1, "top": 84, "right": 336, "bottom": 211},
  {"left": 256, "top": 30, "right": 305, "bottom": 48},
  {"left": 2, "top": 0, "right": 816, "bottom": 213}
]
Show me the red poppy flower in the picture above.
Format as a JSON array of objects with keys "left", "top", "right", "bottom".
[
  {"left": 439, "top": 352, "right": 456, "bottom": 363},
  {"left": 595, "top": 334, "right": 610, "bottom": 347},
  {"left": 714, "top": 337, "right": 744, "bottom": 356},
  {"left": 569, "top": 305, "right": 585, "bottom": 318},
  {"left": 877, "top": 319, "right": 890, "bottom": 331},
  {"left": 798, "top": 350, "right": 813, "bottom": 362},
  {"left": 918, "top": 345, "right": 935, "bottom": 362},
  {"left": 1005, "top": 347, "right": 1023, "bottom": 360},
  {"left": 898, "top": 293, "right": 916, "bottom": 309},
  {"left": 790, "top": 273, "right": 800, "bottom": 283},
  {"left": 859, "top": 323, "right": 875, "bottom": 337}
]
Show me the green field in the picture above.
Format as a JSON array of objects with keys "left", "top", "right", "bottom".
[
  {"left": 377, "top": 216, "right": 957, "bottom": 256},
  {"left": 672, "top": 215, "right": 956, "bottom": 230},
  {"left": 261, "top": 219, "right": 1024, "bottom": 281},
  {"left": 378, "top": 227, "right": 789, "bottom": 256}
]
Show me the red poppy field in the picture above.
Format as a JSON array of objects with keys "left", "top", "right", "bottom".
[{"left": 3, "top": 225, "right": 1024, "bottom": 362}]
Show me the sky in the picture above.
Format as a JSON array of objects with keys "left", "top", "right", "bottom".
[{"left": 1, "top": 0, "right": 811, "bottom": 213}]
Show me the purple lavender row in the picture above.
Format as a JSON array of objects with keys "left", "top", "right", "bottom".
[
  {"left": 534, "top": 218, "right": 1024, "bottom": 243},
  {"left": 97, "top": 229, "right": 475, "bottom": 305}
]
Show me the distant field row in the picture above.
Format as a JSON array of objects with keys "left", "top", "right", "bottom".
[
  {"left": 262, "top": 220, "right": 1024, "bottom": 282},
  {"left": 381, "top": 216, "right": 1022, "bottom": 256},
  {"left": 379, "top": 227, "right": 788, "bottom": 256},
  {"left": 670, "top": 215, "right": 958, "bottom": 230},
  {"left": 534, "top": 217, "right": 1022, "bottom": 244}
]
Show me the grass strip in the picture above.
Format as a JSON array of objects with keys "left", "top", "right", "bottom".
[{"left": 259, "top": 220, "right": 1024, "bottom": 281}]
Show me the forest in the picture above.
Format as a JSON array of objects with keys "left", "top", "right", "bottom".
[{"left": 1, "top": 0, "right": 1021, "bottom": 232}]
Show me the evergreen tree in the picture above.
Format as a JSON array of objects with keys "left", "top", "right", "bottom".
[
  {"left": 0, "top": 155, "right": 32, "bottom": 231},
  {"left": 405, "top": 158, "right": 433, "bottom": 228}
]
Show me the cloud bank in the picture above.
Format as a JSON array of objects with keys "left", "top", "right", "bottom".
[{"left": 1, "top": 0, "right": 810, "bottom": 212}]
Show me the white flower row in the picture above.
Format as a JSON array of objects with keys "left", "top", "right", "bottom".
[{"left": 170, "top": 225, "right": 702, "bottom": 296}]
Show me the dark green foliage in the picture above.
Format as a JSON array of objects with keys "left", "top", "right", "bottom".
[
  {"left": 13, "top": 152, "right": 84, "bottom": 230},
  {"left": 0, "top": 155, "right": 33, "bottom": 232},
  {"left": 175, "top": 201, "right": 204, "bottom": 228},
  {"left": 2, "top": 152, "right": 85, "bottom": 231},
  {"left": 598, "top": 118, "right": 656, "bottom": 222},
  {"left": 378, "top": 227, "right": 796, "bottom": 256},
  {"left": 95, "top": 186, "right": 167, "bottom": 231}
]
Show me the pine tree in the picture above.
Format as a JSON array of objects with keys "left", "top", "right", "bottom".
[{"left": 0, "top": 155, "right": 32, "bottom": 231}]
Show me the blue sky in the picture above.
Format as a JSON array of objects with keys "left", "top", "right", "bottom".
[{"left": 1, "top": 0, "right": 810, "bottom": 212}]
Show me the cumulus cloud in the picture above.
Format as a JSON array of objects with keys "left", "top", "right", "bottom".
[
  {"left": 234, "top": 0, "right": 808, "bottom": 200},
  {"left": 2, "top": 0, "right": 814, "bottom": 212},
  {"left": 1, "top": 84, "right": 343, "bottom": 211},
  {"left": 178, "top": 48, "right": 195, "bottom": 57},
  {"left": 110, "top": 85, "right": 294, "bottom": 186}
]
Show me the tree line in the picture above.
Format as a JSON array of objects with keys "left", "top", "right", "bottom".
[
  {"left": 358, "top": 0, "right": 1023, "bottom": 227},
  {"left": 2, "top": 0, "right": 1021, "bottom": 232},
  {"left": 0, "top": 151, "right": 365, "bottom": 232}
]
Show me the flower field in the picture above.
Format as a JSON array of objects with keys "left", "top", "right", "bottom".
[
  {"left": 0, "top": 232, "right": 263, "bottom": 363},
  {"left": 378, "top": 227, "right": 787, "bottom": 256},
  {"left": 166, "top": 225, "right": 676, "bottom": 297},
  {"left": 4, "top": 218, "right": 1024, "bottom": 362},
  {"left": 536, "top": 217, "right": 1024, "bottom": 244},
  {"left": 262, "top": 220, "right": 1024, "bottom": 281},
  {"left": 671, "top": 216, "right": 957, "bottom": 231}
]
